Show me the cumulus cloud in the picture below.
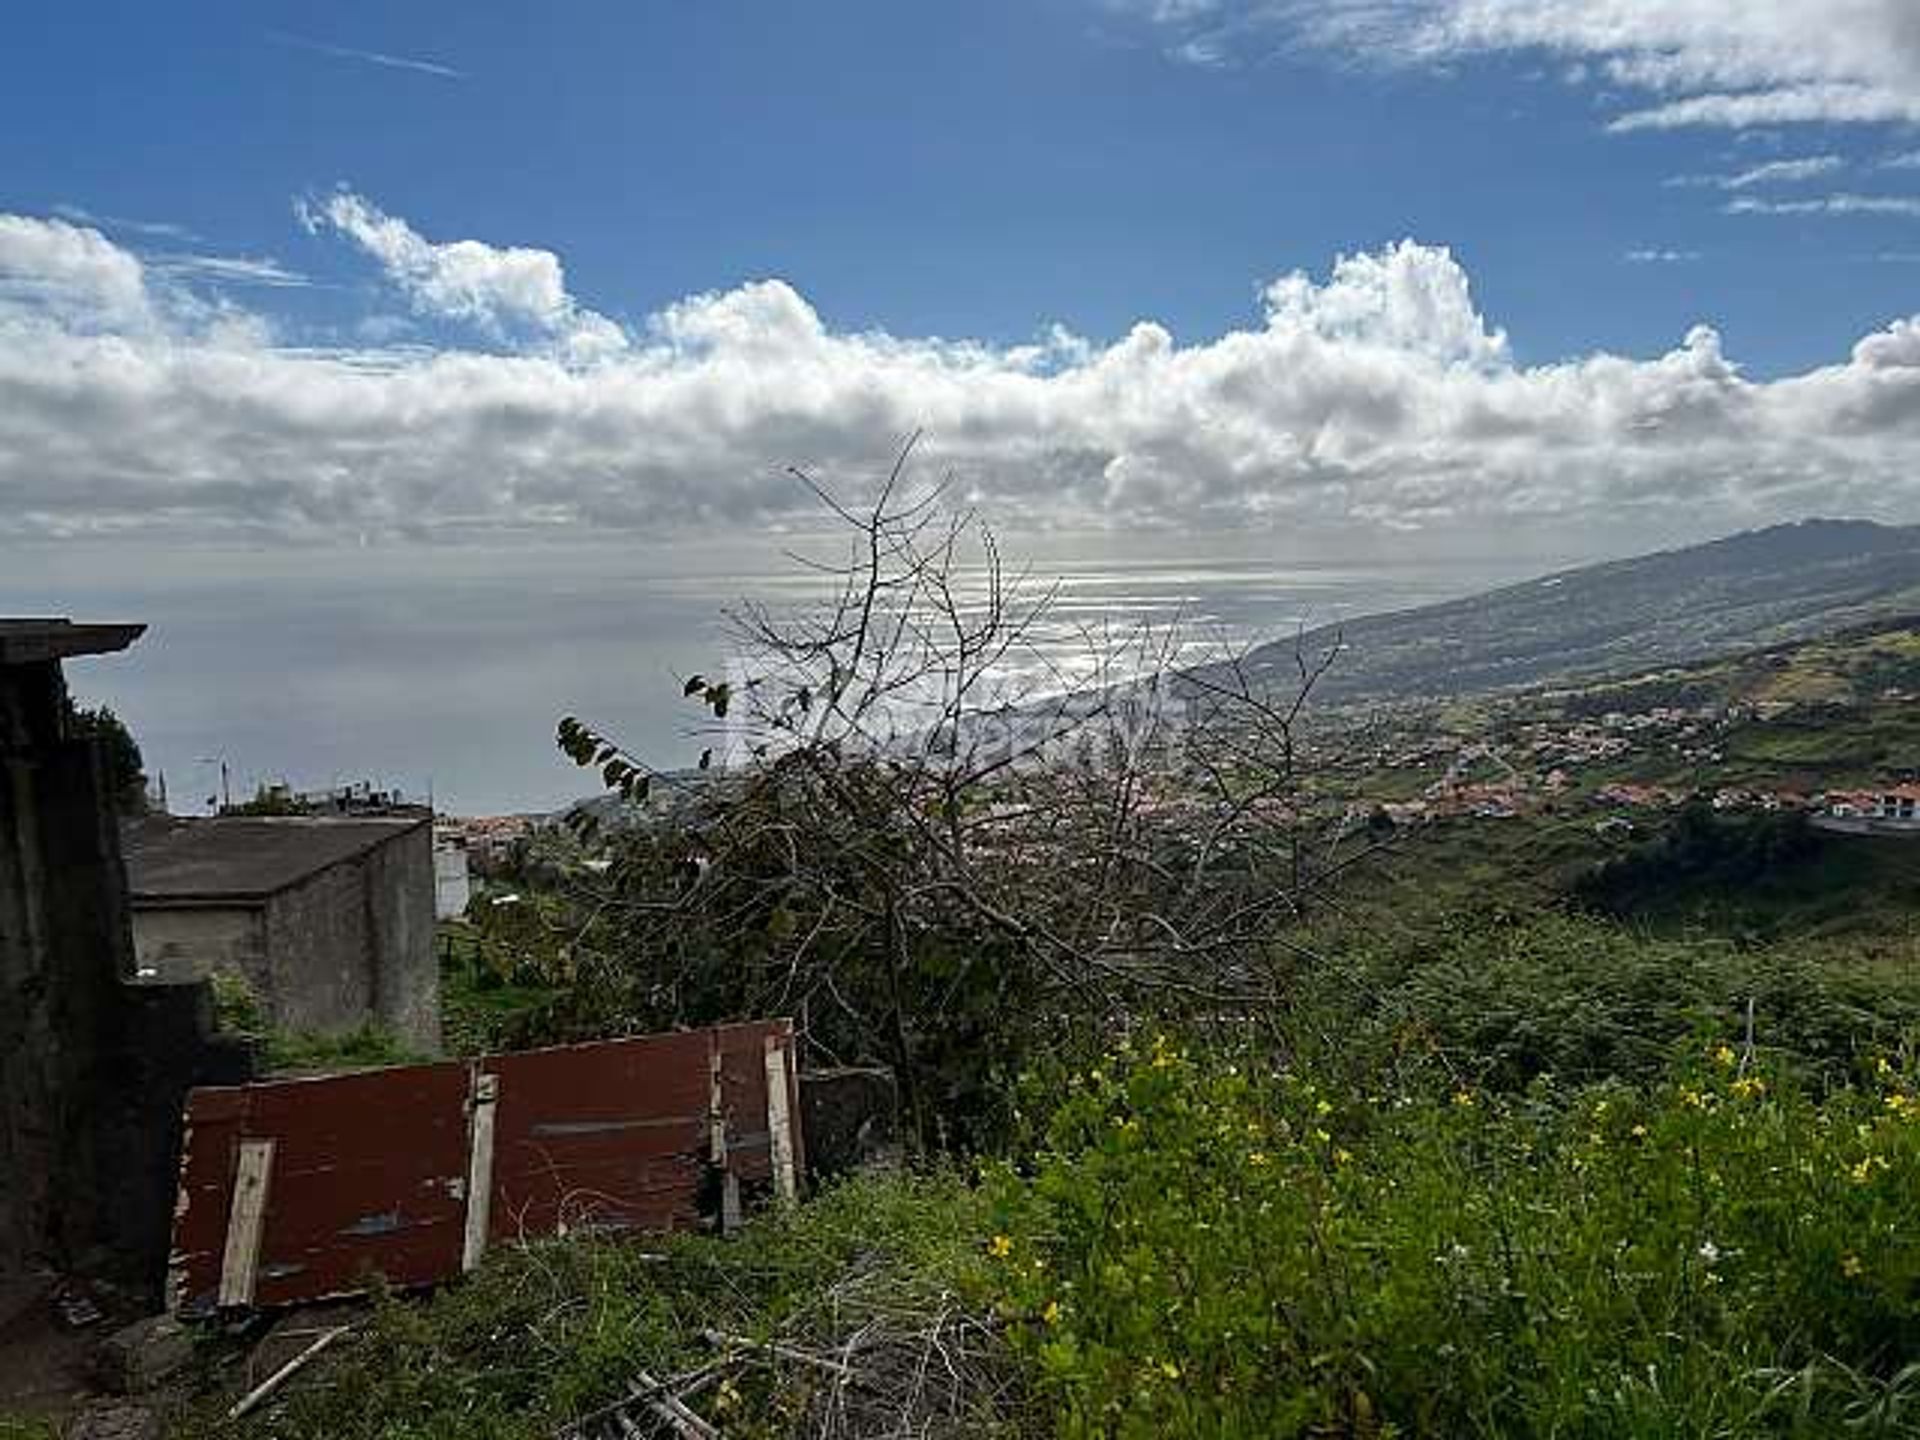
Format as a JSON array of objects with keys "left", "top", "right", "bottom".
[
  {"left": 297, "top": 190, "right": 626, "bottom": 362},
  {"left": 1120, "top": 1, "right": 1920, "bottom": 132},
  {"left": 4, "top": 206, "right": 1920, "bottom": 546},
  {"left": 0, "top": 214, "right": 155, "bottom": 330}
]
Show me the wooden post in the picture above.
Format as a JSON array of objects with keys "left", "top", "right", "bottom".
[
  {"left": 708, "top": 1037, "right": 740, "bottom": 1235},
  {"left": 462, "top": 1071, "right": 498, "bottom": 1272}
]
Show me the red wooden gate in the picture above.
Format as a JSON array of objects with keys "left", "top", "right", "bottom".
[{"left": 168, "top": 1021, "right": 802, "bottom": 1315}]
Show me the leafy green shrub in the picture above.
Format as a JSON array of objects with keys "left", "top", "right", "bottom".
[
  {"left": 1299, "top": 912, "right": 1920, "bottom": 1093},
  {"left": 208, "top": 968, "right": 267, "bottom": 1034},
  {"left": 1573, "top": 804, "right": 1820, "bottom": 918},
  {"left": 984, "top": 1036, "right": 1920, "bottom": 1437}
]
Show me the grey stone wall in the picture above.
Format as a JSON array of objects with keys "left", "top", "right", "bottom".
[
  {"left": 263, "top": 858, "right": 374, "bottom": 1035},
  {"left": 364, "top": 821, "right": 439, "bottom": 1052},
  {"left": 129, "top": 906, "right": 262, "bottom": 987},
  {"left": 258, "top": 822, "right": 438, "bottom": 1053},
  {"left": 0, "top": 662, "right": 134, "bottom": 1276}
]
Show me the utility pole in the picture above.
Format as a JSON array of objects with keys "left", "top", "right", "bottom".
[{"left": 197, "top": 755, "right": 231, "bottom": 814}]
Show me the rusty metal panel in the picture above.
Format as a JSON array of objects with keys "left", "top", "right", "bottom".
[
  {"left": 168, "top": 1021, "right": 800, "bottom": 1313},
  {"left": 480, "top": 1021, "right": 796, "bottom": 1242},
  {"left": 169, "top": 1063, "right": 471, "bottom": 1316}
]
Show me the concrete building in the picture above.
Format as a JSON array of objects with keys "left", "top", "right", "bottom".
[
  {"left": 433, "top": 825, "right": 472, "bottom": 920},
  {"left": 1818, "top": 786, "right": 1920, "bottom": 836},
  {"left": 123, "top": 814, "right": 440, "bottom": 1052}
]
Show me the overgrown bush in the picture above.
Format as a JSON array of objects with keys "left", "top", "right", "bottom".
[
  {"left": 1292, "top": 911, "right": 1920, "bottom": 1094},
  {"left": 1573, "top": 804, "right": 1820, "bottom": 917},
  {"left": 984, "top": 1036, "right": 1920, "bottom": 1437}
]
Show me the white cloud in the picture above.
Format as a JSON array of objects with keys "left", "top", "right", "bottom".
[
  {"left": 296, "top": 190, "right": 626, "bottom": 362},
  {"left": 5, "top": 207, "right": 1920, "bottom": 548},
  {"left": 1884, "top": 150, "right": 1920, "bottom": 170},
  {"left": 1624, "top": 248, "right": 1701, "bottom": 263},
  {"left": 50, "top": 204, "right": 199, "bottom": 242},
  {"left": 1723, "top": 156, "right": 1844, "bottom": 188},
  {"left": 267, "top": 30, "right": 463, "bottom": 79},
  {"left": 147, "top": 253, "right": 310, "bottom": 288},
  {"left": 1727, "top": 193, "right": 1920, "bottom": 218},
  {"left": 1667, "top": 155, "right": 1844, "bottom": 190},
  {"left": 1117, "top": 1, "right": 1920, "bottom": 132},
  {"left": 0, "top": 214, "right": 155, "bottom": 330},
  {"left": 1610, "top": 85, "right": 1920, "bottom": 132}
]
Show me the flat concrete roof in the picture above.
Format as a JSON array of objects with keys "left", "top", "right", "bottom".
[
  {"left": 0, "top": 618, "right": 144, "bottom": 666},
  {"left": 123, "top": 815, "right": 429, "bottom": 906}
]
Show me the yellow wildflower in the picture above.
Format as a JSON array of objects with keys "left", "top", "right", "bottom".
[
  {"left": 1158, "top": 1360, "right": 1182, "bottom": 1380},
  {"left": 1680, "top": 1087, "right": 1706, "bottom": 1109},
  {"left": 1712, "top": 1045, "right": 1736, "bottom": 1068},
  {"left": 1630, "top": 1123, "right": 1648, "bottom": 1138},
  {"left": 1315, "top": 1098, "right": 1333, "bottom": 1117},
  {"left": 1248, "top": 1150, "right": 1269, "bottom": 1167},
  {"left": 1334, "top": 1148, "right": 1354, "bottom": 1166},
  {"left": 1730, "top": 1076, "right": 1766, "bottom": 1100},
  {"left": 1843, "top": 1253, "right": 1865, "bottom": 1278},
  {"left": 1452, "top": 1090, "right": 1475, "bottom": 1109},
  {"left": 988, "top": 1234, "right": 1013, "bottom": 1258},
  {"left": 1042, "top": 1299, "right": 1062, "bottom": 1326}
]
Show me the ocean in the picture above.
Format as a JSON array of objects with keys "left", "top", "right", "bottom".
[{"left": 4, "top": 534, "right": 1559, "bottom": 816}]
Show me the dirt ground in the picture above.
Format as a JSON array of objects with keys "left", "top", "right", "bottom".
[
  {"left": 1, "top": 1271, "right": 367, "bottom": 1436},
  {"left": 0, "top": 1276, "right": 138, "bottom": 1423}
]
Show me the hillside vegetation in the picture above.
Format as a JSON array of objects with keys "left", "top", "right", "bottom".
[
  {"left": 1240, "top": 519, "right": 1920, "bottom": 706},
  {"left": 169, "top": 512, "right": 1920, "bottom": 1438}
]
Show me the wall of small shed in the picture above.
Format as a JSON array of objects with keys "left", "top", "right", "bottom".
[
  {"left": 257, "top": 824, "right": 438, "bottom": 1053},
  {"left": 129, "top": 906, "right": 262, "bottom": 987},
  {"left": 365, "top": 823, "right": 439, "bottom": 1052}
]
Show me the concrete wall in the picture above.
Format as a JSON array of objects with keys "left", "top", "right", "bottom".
[
  {"left": 433, "top": 838, "right": 471, "bottom": 920},
  {"left": 0, "top": 662, "right": 133, "bottom": 1277},
  {"left": 260, "top": 822, "right": 439, "bottom": 1053},
  {"left": 129, "top": 905, "right": 262, "bottom": 987},
  {"left": 364, "top": 821, "right": 439, "bottom": 1052},
  {"left": 263, "top": 858, "right": 376, "bottom": 1036}
]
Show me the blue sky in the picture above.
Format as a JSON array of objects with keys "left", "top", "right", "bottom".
[
  {"left": 9, "top": 0, "right": 1920, "bottom": 811},
  {"left": 3, "top": 0, "right": 1920, "bottom": 551},
  {"left": 8, "top": 0, "right": 1918, "bottom": 375}
]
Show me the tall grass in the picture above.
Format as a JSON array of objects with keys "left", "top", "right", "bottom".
[{"left": 984, "top": 1035, "right": 1920, "bottom": 1437}]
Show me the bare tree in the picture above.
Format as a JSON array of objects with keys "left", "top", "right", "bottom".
[{"left": 555, "top": 438, "right": 1357, "bottom": 1146}]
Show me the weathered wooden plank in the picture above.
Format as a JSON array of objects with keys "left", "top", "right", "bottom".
[
  {"left": 462, "top": 1071, "right": 498, "bottom": 1273},
  {"left": 217, "top": 1139, "right": 274, "bottom": 1307},
  {"left": 764, "top": 1035, "right": 797, "bottom": 1203}
]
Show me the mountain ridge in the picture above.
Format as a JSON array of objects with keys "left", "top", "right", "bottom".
[{"left": 1236, "top": 518, "right": 1920, "bottom": 708}]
